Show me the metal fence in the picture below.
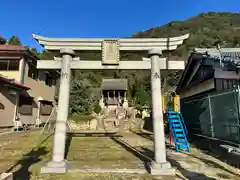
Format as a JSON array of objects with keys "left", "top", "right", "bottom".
[{"left": 181, "top": 86, "right": 240, "bottom": 143}]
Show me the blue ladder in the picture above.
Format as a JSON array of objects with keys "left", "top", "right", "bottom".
[{"left": 167, "top": 110, "right": 190, "bottom": 152}]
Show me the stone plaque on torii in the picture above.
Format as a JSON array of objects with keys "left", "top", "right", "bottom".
[{"left": 33, "top": 33, "right": 189, "bottom": 175}]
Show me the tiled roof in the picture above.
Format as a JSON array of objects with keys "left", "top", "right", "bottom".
[
  {"left": 0, "top": 75, "right": 30, "bottom": 90},
  {"left": 176, "top": 48, "right": 240, "bottom": 93},
  {"left": 0, "top": 45, "right": 39, "bottom": 59},
  {"left": 0, "top": 45, "right": 28, "bottom": 51},
  {"left": 194, "top": 48, "right": 240, "bottom": 61},
  {"left": 102, "top": 79, "right": 128, "bottom": 90}
]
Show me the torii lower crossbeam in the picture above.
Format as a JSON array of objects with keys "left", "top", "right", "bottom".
[{"left": 37, "top": 59, "right": 184, "bottom": 70}]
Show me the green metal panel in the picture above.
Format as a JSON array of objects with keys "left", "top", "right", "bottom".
[
  {"left": 210, "top": 89, "right": 240, "bottom": 143},
  {"left": 181, "top": 96, "right": 212, "bottom": 136},
  {"left": 181, "top": 86, "right": 240, "bottom": 143}
]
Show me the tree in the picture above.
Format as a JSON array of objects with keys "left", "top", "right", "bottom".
[
  {"left": 0, "top": 36, "right": 6, "bottom": 44},
  {"left": 69, "top": 72, "right": 101, "bottom": 115},
  {"left": 30, "top": 48, "right": 38, "bottom": 55},
  {"left": 8, "top": 36, "right": 21, "bottom": 45},
  {"left": 135, "top": 85, "right": 150, "bottom": 107},
  {"left": 39, "top": 50, "right": 54, "bottom": 60}
]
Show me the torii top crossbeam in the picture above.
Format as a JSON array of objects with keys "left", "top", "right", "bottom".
[
  {"left": 33, "top": 34, "right": 189, "bottom": 51},
  {"left": 33, "top": 34, "right": 189, "bottom": 70}
]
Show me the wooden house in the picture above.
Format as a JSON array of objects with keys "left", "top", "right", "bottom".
[
  {"left": 176, "top": 48, "right": 240, "bottom": 142},
  {"left": 176, "top": 48, "right": 240, "bottom": 99}
]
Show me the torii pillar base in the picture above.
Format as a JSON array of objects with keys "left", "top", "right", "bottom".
[
  {"left": 147, "top": 161, "right": 175, "bottom": 176},
  {"left": 41, "top": 161, "right": 68, "bottom": 174}
]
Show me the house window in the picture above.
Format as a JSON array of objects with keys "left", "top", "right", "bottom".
[
  {"left": 0, "top": 60, "right": 19, "bottom": 71},
  {"left": 40, "top": 101, "right": 53, "bottom": 115},
  {"left": 18, "top": 97, "right": 33, "bottom": 115},
  {"left": 28, "top": 64, "right": 38, "bottom": 80}
]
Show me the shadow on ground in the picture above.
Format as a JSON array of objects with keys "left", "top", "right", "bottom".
[
  {"left": 189, "top": 136, "right": 240, "bottom": 177},
  {"left": 167, "top": 156, "right": 217, "bottom": 180},
  {"left": 110, "top": 136, "right": 216, "bottom": 179},
  {"left": 110, "top": 136, "right": 152, "bottom": 170},
  {"left": 7, "top": 147, "right": 48, "bottom": 180},
  {"left": 5, "top": 134, "right": 53, "bottom": 180},
  {"left": 134, "top": 131, "right": 154, "bottom": 141},
  {"left": 133, "top": 131, "right": 177, "bottom": 152},
  {"left": 134, "top": 130, "right": 240, "bottom": 177},
  {"left": 133, "top": 131, "right": 240, "bottom": 179}
]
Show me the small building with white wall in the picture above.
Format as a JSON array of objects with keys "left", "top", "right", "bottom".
[{"left": 99, "top": 79, "right": 128, "bottom": 111}]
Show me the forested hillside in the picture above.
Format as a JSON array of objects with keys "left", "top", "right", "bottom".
[{"left": 1, "top": 12, "right": 240, "bottom": 115}]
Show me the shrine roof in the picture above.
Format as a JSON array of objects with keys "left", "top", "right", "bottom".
[{"left": 102, "top": 79, "right": 128, "bottom": 90}]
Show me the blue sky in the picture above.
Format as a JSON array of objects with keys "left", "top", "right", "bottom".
[{"left": 1, "top": 0, "right": 239, "bottom": 50}]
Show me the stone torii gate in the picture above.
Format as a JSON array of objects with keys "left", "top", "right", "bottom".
[{"left": 33, "top": 34, "right": 189, "bottom": 175}]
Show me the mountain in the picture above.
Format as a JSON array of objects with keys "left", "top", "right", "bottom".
[
  {"left": 132, "top": 12, "right": 240, "bottom": 59},
  {"left": 130, "top": 12, "right": 240, "bottom": 91},
  {"left": 53, "top": 12, "right": 240, "bottom": 114}
]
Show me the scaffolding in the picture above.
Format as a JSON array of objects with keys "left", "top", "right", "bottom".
[{"left": 38, "top": 106, "right": 72, "bottom": 137}]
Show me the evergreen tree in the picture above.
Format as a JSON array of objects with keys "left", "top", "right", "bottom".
[
  {"left": 0, "top": 36, "right": 6, "bottom": 44},
  {"left": 39, "top": 50, "right": 53, "bottom": 60},
  {"left": 30, "top": 48, "right": 38, "bottom": 56},
  {"left": 69, "top": 72, "right": 101, "bottom": 115},
  {"left": 8, "top": 36, "right": 21, "bottom": 45}
]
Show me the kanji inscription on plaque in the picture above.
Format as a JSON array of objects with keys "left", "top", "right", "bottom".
[{"left": 102, "top": 39, "right": 119, "bottom": 65}]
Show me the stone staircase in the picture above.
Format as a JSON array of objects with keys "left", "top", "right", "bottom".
[{"left": 102, "top": 108, "right": 117, "bottom": 130}]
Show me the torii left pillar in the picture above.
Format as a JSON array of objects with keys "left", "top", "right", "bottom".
[{"left": 41, "top": 48, "right": 74, "bottom": 173}]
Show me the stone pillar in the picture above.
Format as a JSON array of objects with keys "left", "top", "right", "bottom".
[
  {"left": 36, "top": 100, "right": 41, "bottom": 127},
  {"left": 12, "top": 93, "right": 20, "bottom": 131},
  {"left": 19, "top": 58, "right": 26, "bottom": 84},
  {"left": 107, "top": 91, "right": 110, "bottom": 102},
  {"left": 147, "top": 48, "right": 173, "bottom": 175},
  {"left": 118, "top": 91, "right": 121, "bottom": 105},
  {"left": 99, "top": 96, "right": 104, "bottom": 109},
  {"left": 113, "top": 90, "right": 116, "bottom": 104},
  {"left": 123, "top": 91, "right": 128, "bottom": 108},
  {"left": 41, "top": 48, "right": 74, "bottom": 174}
]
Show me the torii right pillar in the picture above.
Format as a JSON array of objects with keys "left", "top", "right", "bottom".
[{"left": 148, "top": 48, "right": 173, "bottom": 175}]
